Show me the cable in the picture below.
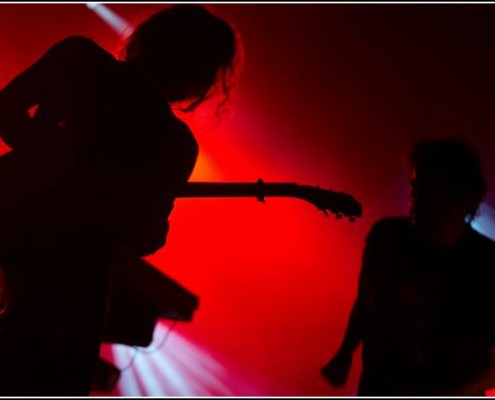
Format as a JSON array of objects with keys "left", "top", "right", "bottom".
[
  {"left": 136, "top": 321, "right": 178, "bottom": 355},
  {"left": 118, "top": 321, "right": 178, "bottom": 372},
  {"left": 118, "top": 346, "right": 139, "bottom": 372}
]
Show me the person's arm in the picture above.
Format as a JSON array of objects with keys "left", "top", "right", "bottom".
[
  {"left": 0, "top": 35, "right": 112, "bottom": 151},
  {"left": 322, "top": 221, "right": 382, "bottom": 386},
  {"left": 335, "top": 290, "right": 367, "bottom": 358},
  {"left": 335, "top": 233, "right": 377, "bottom": 355}
]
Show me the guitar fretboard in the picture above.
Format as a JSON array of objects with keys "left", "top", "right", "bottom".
[{"left": 176, "top": 182, "right": 301, "bottom": 200}]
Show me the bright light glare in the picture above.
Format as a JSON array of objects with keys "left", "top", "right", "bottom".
[
  {"left": 86, "top": 3, "right": 134, "bottom": 39},
  {"left": 110, "top": 322, "right": 284, "bottom": 396},
  {"left": 471, "top": 203, "right": 495, "bottom": 241}
]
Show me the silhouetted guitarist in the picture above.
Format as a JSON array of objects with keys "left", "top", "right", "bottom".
[
  {"left": 0, "top": 5, "right": 239, "bottom": 395},
  {"left": 322, "top": 138, "right": 495, "bottom": 396}
]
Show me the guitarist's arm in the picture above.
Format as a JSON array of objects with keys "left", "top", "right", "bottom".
[
  {"left": 322, "top": 221, "right": 382, "bottom": 387},
  {"left": 321, "top": 261, "right": 370, "bottom": 386},
  {"left": 0, "top": 44, "right": 43, "bottom": 150},
  {"left": 0, "top": 35, "right": 112, "bottom": 151}
]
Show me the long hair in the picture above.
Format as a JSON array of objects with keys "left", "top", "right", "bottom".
[{"left": 122, "top": 5, "right": 243, "bottom": 115}]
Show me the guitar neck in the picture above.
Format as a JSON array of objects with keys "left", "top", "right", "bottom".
[
  {"left": 174, "top": 180, "right": 363, "bottom": 221},
  {"left": 176, "top": 181, "right": 304, "bottom": 200}
]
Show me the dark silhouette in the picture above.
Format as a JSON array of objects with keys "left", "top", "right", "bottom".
[
  {"left": 322, "top": 138, "right": 495, "bottom": 396},
  {"left": 0, "top": 5, "right": 240, "bottom": 395}
]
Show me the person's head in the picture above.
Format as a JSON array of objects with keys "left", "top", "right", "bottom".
[
  {"left": 406, "top": 138, "right": 487, "bottom": 237},
  {"left": 123, "top": 5, "right": 242, "bottom": 112}
]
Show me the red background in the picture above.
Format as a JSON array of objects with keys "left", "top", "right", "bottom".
[{"left": 1, "top": 3, "right": 495, "bottom": 396}]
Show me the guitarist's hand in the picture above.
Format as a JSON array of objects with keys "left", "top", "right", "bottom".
[{"left": 321, "top": 351, "right": 353, "bottom": 387}]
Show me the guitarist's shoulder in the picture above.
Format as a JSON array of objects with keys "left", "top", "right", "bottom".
[
  {"left": 39, "top": 35, "right": 116, "bottom": 74},
  {"left": 366, "top": 216, "right": 411, "bottom": 243}
]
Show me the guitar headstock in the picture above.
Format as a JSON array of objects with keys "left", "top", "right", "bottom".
[{"left": 297, "top": 185, "right": 363, "bottom": 222}]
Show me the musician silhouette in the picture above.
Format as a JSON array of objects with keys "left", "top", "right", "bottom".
[
  {"left": 322, "top": 138, "right": 495, "bottom": 396},
  {"left": 0, "top": 5, "right": 240, "bottom": 395}
]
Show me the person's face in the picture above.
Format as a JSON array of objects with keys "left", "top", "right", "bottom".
[{"left": 408, "top": 165, "right": 465, "bottom": 232}]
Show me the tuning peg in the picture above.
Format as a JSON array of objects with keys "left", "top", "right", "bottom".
[{"left": 336, "top": 213, "right": 343, "bottom": 220}]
